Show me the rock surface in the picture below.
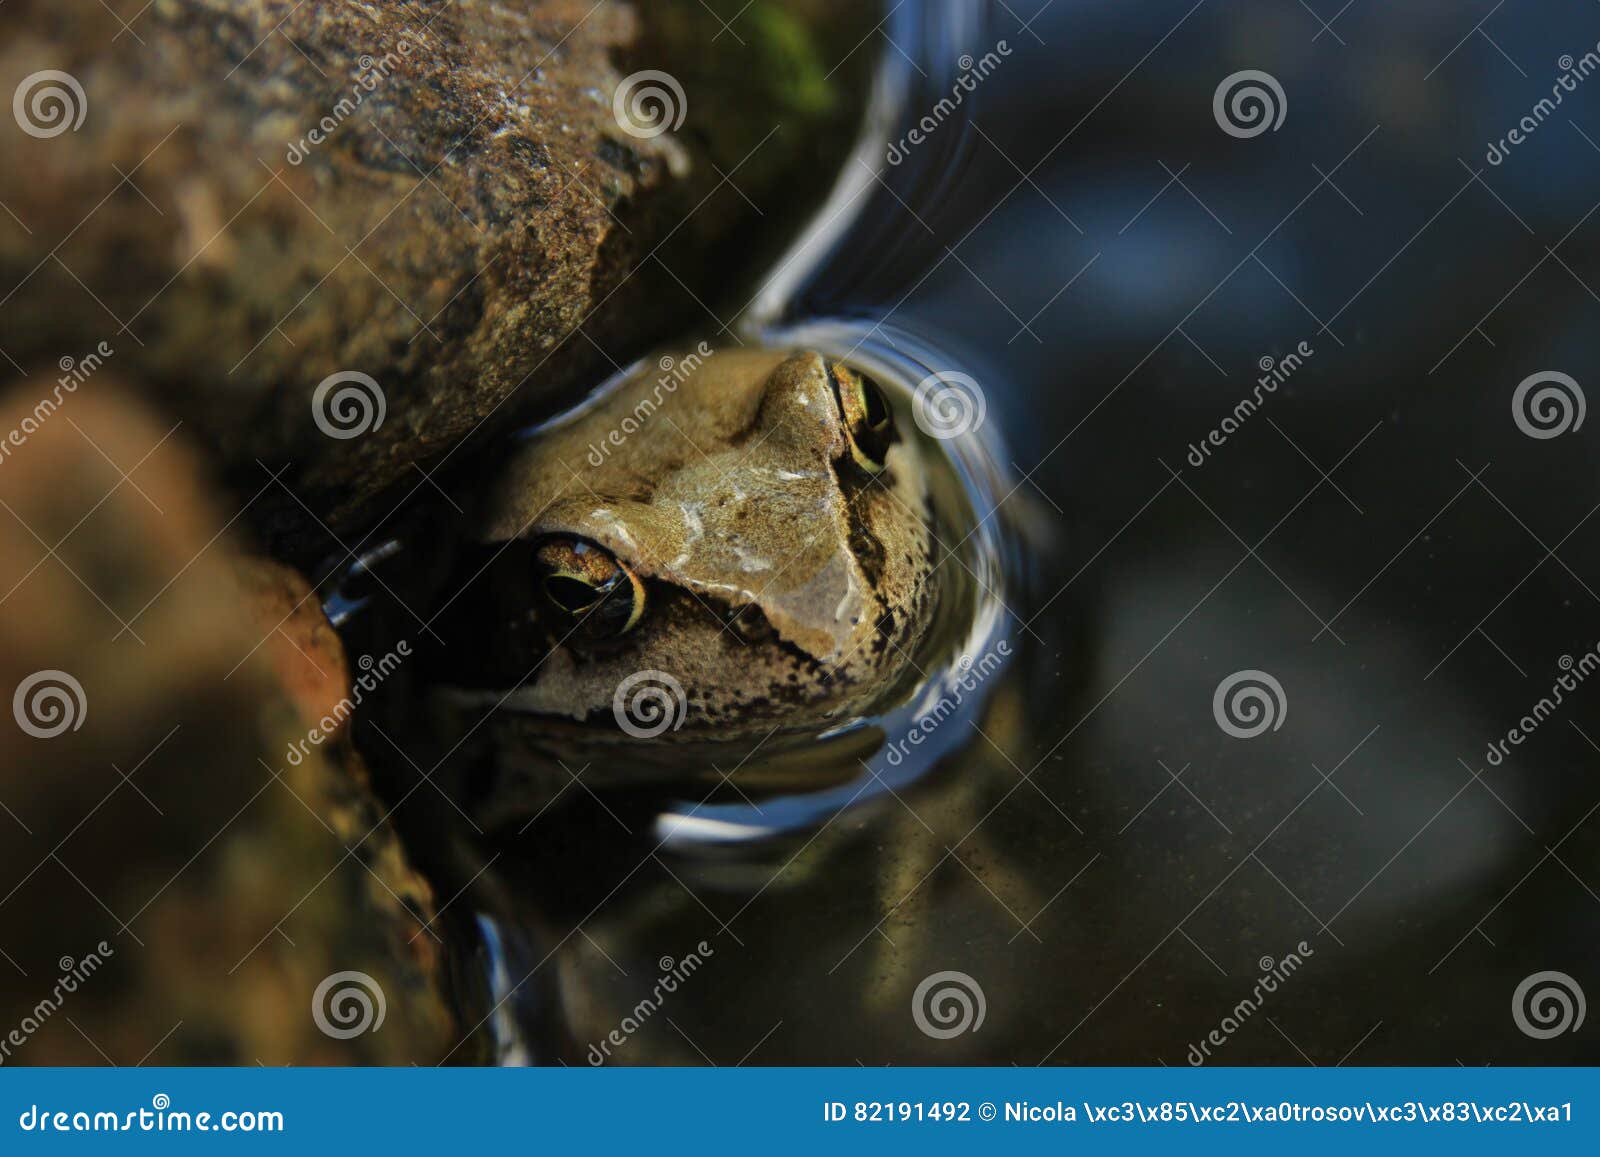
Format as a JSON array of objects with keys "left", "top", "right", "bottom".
[
  {"left": 0, "top": 0, "right": 866, "bottom": 529},
  {"left": 0, "top": 379, "right": 457, "bottom": 1063}
]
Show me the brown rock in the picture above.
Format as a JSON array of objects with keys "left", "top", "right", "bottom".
[
  {"left": 235, "top": 557, "right": 349, "bottom": 733},
  {"left": 0, "top": 376, "right": 457, "bottom": 1064},
  {"left": 0, "top": 0, "right": 868, "bottom": 528}
]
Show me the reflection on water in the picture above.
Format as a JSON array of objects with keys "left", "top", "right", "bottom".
[{"left": 338, "top": 0, "right": 1600, "bottom": 1065}]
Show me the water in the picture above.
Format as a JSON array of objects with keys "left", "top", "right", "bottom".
[{"left": 336, "top": 0, "right": 1600, "bottom": 1065}]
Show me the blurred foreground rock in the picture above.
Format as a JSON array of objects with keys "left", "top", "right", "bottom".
[{"left": 0, "top": 378, "right": 457, "bottom": 1063}]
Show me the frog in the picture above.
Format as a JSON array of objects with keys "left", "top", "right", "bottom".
[{"left": 465, "top": 346, "right": 945, "bottom": 744}]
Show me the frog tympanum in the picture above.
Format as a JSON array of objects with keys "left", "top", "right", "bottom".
[{"left": 469, "top": 348, "right": 944, "bottom": 741}]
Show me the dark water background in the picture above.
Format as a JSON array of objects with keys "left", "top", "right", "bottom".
[{"left": 356, "top": 0, "right": 1600, "bottom": 1064}]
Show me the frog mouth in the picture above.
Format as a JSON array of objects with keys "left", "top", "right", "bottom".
[{"left": 435, "top": 575, "right": 929, "bottom": 738}]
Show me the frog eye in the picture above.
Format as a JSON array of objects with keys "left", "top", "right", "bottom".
[
  {"left": 532, "top": 537, "right": 645, "bottom": 636},
  {"left": 826, "top": 361, "right": 895, "bottom": 473}
]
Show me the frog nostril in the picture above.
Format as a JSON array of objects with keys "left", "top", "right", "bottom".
[{"left": 727, "top": 603, "right": 776, "bottom": 643}]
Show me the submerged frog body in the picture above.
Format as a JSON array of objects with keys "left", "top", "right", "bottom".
[{"left": 474, "top": 347, "right": 942, "bottom": 740}]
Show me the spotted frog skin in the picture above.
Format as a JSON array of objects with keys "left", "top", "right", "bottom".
[{"left": 476, "top": 348, "right": 940, "bottom": 739}]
